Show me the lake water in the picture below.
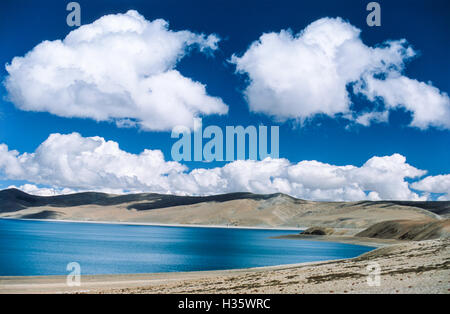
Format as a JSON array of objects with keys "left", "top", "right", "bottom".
[{"left": 0, "top": 218, "right": 374, "bottom": 276}]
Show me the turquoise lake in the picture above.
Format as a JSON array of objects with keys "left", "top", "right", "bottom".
[{"left": 0, "top": 218, "right": 374, "bottom": 276}]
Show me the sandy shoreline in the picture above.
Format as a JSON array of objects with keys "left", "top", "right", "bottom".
[{"left": 0, "top": 259, "right": 349, "bottom": 294}]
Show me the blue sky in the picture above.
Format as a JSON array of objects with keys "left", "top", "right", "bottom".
[{"left": 0, "top": 0, "right": 449, "bottom": 200}]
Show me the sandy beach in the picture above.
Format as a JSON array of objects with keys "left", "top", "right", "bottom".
[{"left": 1, "top": 235, "right": 448, "bottom": 294}]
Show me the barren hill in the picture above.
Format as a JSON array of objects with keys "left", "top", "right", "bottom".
[
  {"left": 356, "top": 219, "right": 450, "bottom": 240},
  {"left": 0, "top": 188, "right": 448, "bottom": 229}
]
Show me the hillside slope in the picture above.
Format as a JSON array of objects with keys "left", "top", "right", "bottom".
[
  {"left": 356, "top": 219, "right": 450, "bottom": 240},
  {"left": 0, "top": 188, "right": 448, "bottom": 229}
]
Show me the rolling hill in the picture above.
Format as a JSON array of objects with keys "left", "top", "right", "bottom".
[{"left": 1, "top": 188, "right": 449, "bottom": 230}]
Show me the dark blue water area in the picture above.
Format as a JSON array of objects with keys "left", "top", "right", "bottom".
[{"left": 0, "top": 218, "right": 375, "bottom": 276}]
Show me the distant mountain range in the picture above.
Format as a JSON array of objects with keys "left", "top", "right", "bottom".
[
  {"left": 0, "top": 188, "right": 298, "bottom": 212},
  {"left": 0, "top": 188, "right": 449, "bottom": 229}
]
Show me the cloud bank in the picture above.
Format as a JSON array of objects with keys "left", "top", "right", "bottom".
[
  {"left": 6, "top": 184, "right": 75, "bottom": 196},
  {"left": 231, "top": 17, "right": 450, "bottom": 129},
  {"left": 1, "top": 133, "right": 448, "bottom": 201},
  {"left": 4, "top": 10, "right": 227, "bottom": 131}
]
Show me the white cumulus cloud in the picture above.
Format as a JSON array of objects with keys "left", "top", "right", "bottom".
[
  {"left": 4, "top": 10, "right": 228, "bottom": 131},
  {"left": 411, "top": 174, "right": 450, "bottom": 201},
  {"left": 0, "top": 133, "right": 443, "bottom": 201},
  {"left": 355, "top": 74, "right": 450, "bottom": 129},
  {"left": 231, "top": 17, "right": 450, "bottom": 129}
]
